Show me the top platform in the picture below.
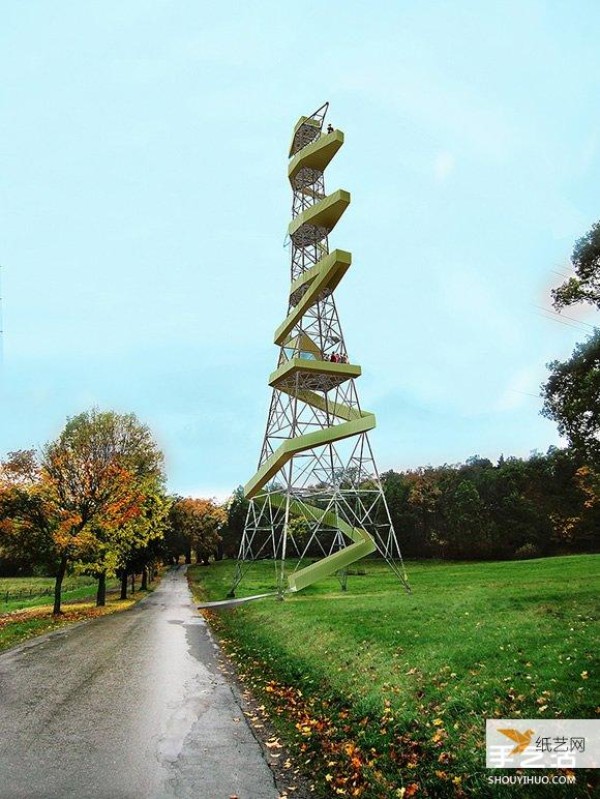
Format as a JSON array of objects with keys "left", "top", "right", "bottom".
[{"left": 289, "top": 116, "right": 321, "bottom": 157}]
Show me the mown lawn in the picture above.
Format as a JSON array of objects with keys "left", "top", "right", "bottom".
[{"left": 188, "top": 555, "right": 600, "bottom": 799}]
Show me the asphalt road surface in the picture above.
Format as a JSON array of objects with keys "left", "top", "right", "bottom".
[{"left": 0, "top": 567, "right": 279, "bottom": 799}]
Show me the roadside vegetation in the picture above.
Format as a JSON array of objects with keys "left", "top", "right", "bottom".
[
  {"left": 189, "top": 556, "right": 600, "bottom": 799},
  {"left": 0, "top": 597, "right": 138, "bottom": 653},
  {"left": 0, "top": 572, "right": 153, "bottom": 652},
  {"left": 0, "top": 409, "right": 227, "bottom": 631},
  {"left": 0, "top": 575, "right": 119, "bottom": 612}
]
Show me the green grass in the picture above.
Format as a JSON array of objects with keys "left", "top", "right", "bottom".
[
  {"left": 0, "top": 572, "right": 160, "bottom": 653},
  {"left": 0, "top": 595, "right": 144, "bottom": 652},
  {"left": 0, "top": 616, "right": 66, "bottom": 651},
  {"left": 188, "top": 555, "right": 600, "bottom": 799},
  {"left": 0, "top": 575, "right": 120, "bottom": 612}
]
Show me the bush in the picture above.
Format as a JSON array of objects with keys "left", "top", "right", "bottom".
[{"left": 514, "top": 543, "right": 541, "bottom": 560}]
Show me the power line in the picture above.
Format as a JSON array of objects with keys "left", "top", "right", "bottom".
[
  {"left": 536, "top": 311, "right": 596, "bottom": 335},
  {"left": 550, "top": 268, "right": 575, "bottom": 281},
  {"left": 509, "top": 389, "right": 540, "bottom": 399},
  {"left": 534, "top": 304, "right": 598, "bottom": 331}
]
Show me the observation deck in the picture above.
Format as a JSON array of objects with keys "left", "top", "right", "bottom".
[
  {"left": 288, "top": 130, "right": 344, "bottom": 189},
  {"left": 288, "top": 189, "right": 350, "bottom": 246},
  {"left": 269, "top": 358, "right": 361, "bottom": 393}
]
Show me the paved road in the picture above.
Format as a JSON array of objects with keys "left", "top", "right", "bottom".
[{"left": 0, "top": 568, "right": 279, "bottom": 799}]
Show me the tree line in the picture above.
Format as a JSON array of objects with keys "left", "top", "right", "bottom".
[
  {"left": 0, "top": 409, "right": 226, "bottom": 613},
  {"left": 219, "top": 447, "right": 600, "bottom": 565},
  {"left": 3, "top": 425, "right": 600, "bottom": 600},
  {"left": 379, "top": 448, "right": 599, "bottom": 560}
]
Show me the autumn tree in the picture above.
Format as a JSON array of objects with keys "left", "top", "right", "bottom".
[
  {"left": 111, "top": 488, "right": 170, "bottom": 601},
  {"left": 167, "top": 497, "right": 226, "bottom": 565},
  {"left": 0, "top": 450, "right": 56, "bottom": 576},
  {"left": 42, "top": 409, "right": 166, "bottom": 613},
  {"left": 1, "top": 449, "right": 40, "bottom": 485},
  {"left": 379, "top": 447, "right": 600, "bottom": 560},
  {"left": 406, "top": 467, "right": 444, "bottom": 555}
]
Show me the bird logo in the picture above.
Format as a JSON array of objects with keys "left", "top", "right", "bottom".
[{"left": 498, "top": 728, "right": 535, "bottom": 756}]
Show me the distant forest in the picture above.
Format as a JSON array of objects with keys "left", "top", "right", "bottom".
[
  {"left": 219, "top": 447, "right": 600, "bottom": 564},
  {"left": 378, "top": 447, "right": 599, "bottom": 560}
]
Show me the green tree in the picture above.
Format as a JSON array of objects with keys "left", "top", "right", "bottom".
[
  {"left": 162, "top": 495, "right": 188, "bottom": 564},
  {"left": 380, "top": 470, "right": 424, "bottom": 558},
  {"left": 552, "top": 221, "right": 600, "bottom": 309},
  {"left": 542, "top": 332, "right": 600, "bottom": 467},
  {"left": 220, "top": 486, "right": 248, "bottom": 559},
  {"left": 446, "top": 480, "right": 488, "bottom": 559},
  {"left": 544, "top": 218, "right": 600, "bottom": 468},
  {"left": 90, "top": 485, "right": 170, "bottom": 603}
]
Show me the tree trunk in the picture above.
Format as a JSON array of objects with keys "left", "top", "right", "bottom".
[
  {"left": 53, "top": 555, "right": 68, "bottom": 615},
  {"left": 130, "top": 573, "right": 135, "bottom": 593},
  {"left": 141, "top": 567, "right": 148, "bottom": 591},
  {"left": 215, "top": 540, "right": 224, "bottom": 561},
  {"left": 96, "top": 570, "right": 106, "bottom": 606},
  {"left": 185, "top": 547, "right": 192, "bottom": 565},
  {"left": 120, "top": 571, "right": 128, "bottom": 600}
]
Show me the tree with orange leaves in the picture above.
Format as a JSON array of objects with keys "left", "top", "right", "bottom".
[
  {"left": 167, "top": 497, "right": 226, "bottom": 565},
  {"left": 42, "top": 409, "right": 166, "bottom": 613},
  {"left": 0, "top": 450, "right": 56, "bottom": 576}
]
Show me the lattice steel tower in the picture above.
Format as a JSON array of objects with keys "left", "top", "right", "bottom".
[{"left": 232, "top": 103, "right": 409, "bottom": 596}]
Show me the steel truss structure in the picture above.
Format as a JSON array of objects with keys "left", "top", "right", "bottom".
[{"left": 231, "top": 103, "right": 410, "bottom": 596}]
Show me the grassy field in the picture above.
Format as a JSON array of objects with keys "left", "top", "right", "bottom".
[
  {"left": 0, "top": 575, "right": 120, "bottom": 612},
  {"left": 188, "top": 555, "right": 600, "bottom": 799},
  {"left": 0, "top": 574, "right": 152, "bottom": 653}
]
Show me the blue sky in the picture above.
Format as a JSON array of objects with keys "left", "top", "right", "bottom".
[{"left": 2, "top": 1, "right": 600, "bottom": 499}]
